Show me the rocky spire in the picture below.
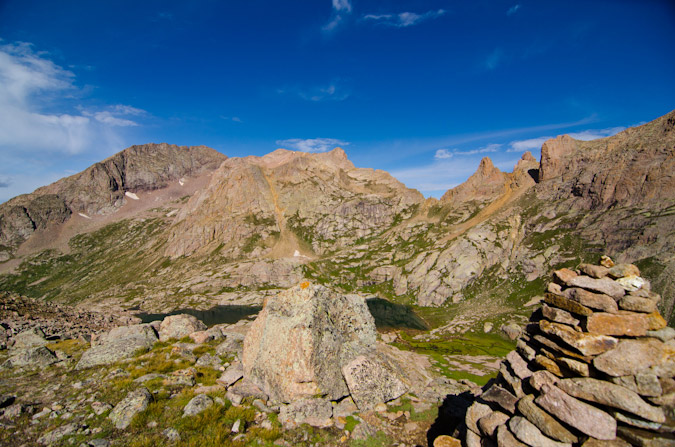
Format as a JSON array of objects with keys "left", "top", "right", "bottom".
[{"left": 440, "top": 156, "right": 507, "bottom": 204}]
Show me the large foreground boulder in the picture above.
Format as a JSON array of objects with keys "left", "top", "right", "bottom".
[
  {"left": 158, "top": 314, "right": 207, "bottom": 341},
  {"left": 243, "top": 283, "right": 377, "bottom": 402},
  {"left": 76, "top": 324, "right": 158, "bottom": 369}
]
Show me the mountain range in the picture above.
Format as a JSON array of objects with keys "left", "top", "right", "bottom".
[{"left": 1, "top": 110, "right": 673, "bottom": 328}]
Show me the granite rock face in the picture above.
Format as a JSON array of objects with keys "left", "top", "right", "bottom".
[
  {"left": 342, "top": 351, "right": 408, "bottom": 411},
  {"left": 164, "top": 147, "right": 422, "bottom": 259},
  {"left": 109, "top": 387, "right": 152, "bottom": 430},
  {"left": 77, "top": 324, "right": 158, "bottom": 369},
  {"left": 278, "top": 398, "right": 333, "bottom": 429},
  {"left": 182, "top": 394, "right": 213, "bottom": 417},
  {"left": 0, "top": 143, "right": 226, "bottom": 253},
  {"left": 242, "top": 283, "right": 377, "bottom": 402},
  {"left": 4, "top": 346, "right": 58, "bottom": 368},
  {"left": 10, "top": 327, "right": 48, "bottom": 350},
  {"left": 242, "top": 282, "right": 428, "bottom": 414},
  {"left": 460, "top": 258, "right": 675, "bottom": 447},
  {"left": 158, "top": 314, "right": 207, "bottom": 342}
]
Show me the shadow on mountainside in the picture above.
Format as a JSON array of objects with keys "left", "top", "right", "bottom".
[{"left": 365, "top": 297, "right": 429, "bottom": 331}]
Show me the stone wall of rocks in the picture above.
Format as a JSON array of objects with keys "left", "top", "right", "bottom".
[{"left": 460, "top": 257, "right": 675, "bottom": 447}]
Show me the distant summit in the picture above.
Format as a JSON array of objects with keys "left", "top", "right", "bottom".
[{"left": 0, "top": 143, "right": 226, "bottom": 254}]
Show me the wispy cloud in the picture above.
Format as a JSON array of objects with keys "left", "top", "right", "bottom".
[
  {"left": 357, "top": 116, "right": 600, "bottom": 166},
  {"left": 484, "top": 48, "right": 504, "bottom": 70},
  {"left": 363, "top": 9, "right": 446, "bottom": 27},
  {"left": 0, "top": 40, "right": 147, "bottom": 202},
  {"left": 323, "top": 15, "right": 344, "bottom": 32},
  {"left": 323, "top": 0, "right": 352, "bottom": 33},
  {"left": 507, "top": 126, "right": 627, "bottom": 152},
  {"left": 220, "top": 115, "right": 243, "bottom": 123},
  {"left": 82, "top": 105, "right": 146, "bottom": 127},
  {"left": 332, "top": 0, "right": 351, "bottom": 13},
  {"left": 568, "top": 126, "right": 626, "bottom": 141},
  {"left": 0, "top": 42, "right": 145, "bottom": 154},
  {"left": 434, "top": 143, "right": 502, "bottom": 159},
  {"left": 434, "top": 149, "right": 453, "bottom": 159},
  {"left": 278, "top": 80, "right": 350, "bottom": 102},
  {"left": 507, "top": 4, "right": 522, "bottom": 16},
  {"left": 153, "top": 11, "right": 174, "bottom": 21},
  {"left": 507, "top": 137, "right": 550, "bottom": 152},
  {"left": 276, "top": 138, "right": 349, "bottom": 153}
]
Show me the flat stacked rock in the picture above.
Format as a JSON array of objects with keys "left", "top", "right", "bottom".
[{"left": 461, "top": 257, "right": 675, "bottom": 447}]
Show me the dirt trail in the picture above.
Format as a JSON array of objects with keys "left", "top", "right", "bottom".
[
  {"left": 441, "top": 184, "right": 529, "bottom": 243},
  {"left": 262, "top": 169, "right": 307, "bottom": 259}
]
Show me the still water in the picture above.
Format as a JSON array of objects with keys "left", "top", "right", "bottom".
[{"left": 136, "top": 298, "right": 428, "bottom": 331}]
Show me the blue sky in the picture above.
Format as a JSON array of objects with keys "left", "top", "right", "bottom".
[{"left": 1, "top": 0, "right": 674, "bottom": 202}]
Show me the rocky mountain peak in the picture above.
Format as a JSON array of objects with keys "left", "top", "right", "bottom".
[
  {"left": 440, "top": 156, "right": 507, "bottom": 205},
  {"left": 539, "top": 135, "right": 578, "bottom": 181},
  {"left": 41, "top": 142, "right": 226, "bottom": 214},
  {"left": 520, "top": 151, "right": 537, "bottom": 163},
  {"left": 165, "top": 148, "right": 422, "bottom": 258},
  {"left": 476, "top": 156, "right": 499, "bottom": 177},
  {"left": 255, "top": 147, "right": 352, "bottom": 171},
  {"left": 537, "top": 109, "right": 675, "bottom": 209},
  {"left": 0, "top": 143, "right": 226, "bottom": 257}
]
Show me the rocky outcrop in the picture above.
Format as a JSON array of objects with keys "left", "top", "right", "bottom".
[
  {"left": 182, "top": 393, "right": 213, "bottom": 417},
  {"left": 0, "top": 292, "right": 140, "bottom": 349},
  {"left": 10, "top": 327, "right": 48, "bottom": 350},
  {"left": 539, "top": 135, "right": 578, "bottom": 182},
  {"left": 460, "top": 258, "right": 675, "bottom": 447},
  {"left": 0, "top": 143, "right": 226, "bottom": 254},
  {"left": 242, "top": 283, "right": 377, "bottom": 402},
  {"left": 0, "top": 194, "right": 71, "bottom": 248},
  {"left": 278, "top": 398, "right": 333, "bottom": 429},
  {"left": 441, "top": 157, "right": 508, "bottom": 204},
  {"left": 39, "top": 143, "right": 226, "bottom": 216},
  {"left": 538, "top": 112, "right": 675, "bottom": 209},
  {"left": 441, "top": 152, "right": 539, "bottom": 206},
  {"left": 76, "top": 324, "right": 158, "bottom": 369},
  {"left": 3, "top": 346, "right": 58, "bottom": 368},
  {"left": 158, "top": 314, "right": 207, "bottom": 341},
  {"left": 242, "top": 283, "right": 427, "bottom": 412},
  {"left": 342, "top": 351, "right": 409, "bottom": 410},
  {"left": 165, "top": 147, "right": 423, "bottom": 258},
  {"left": 109, "top": 387, "right": 152, "bottom": 429}
]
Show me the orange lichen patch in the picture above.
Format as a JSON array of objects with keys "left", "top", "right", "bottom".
[{"left": 300, "top": 281, "right": 310, "bottom": 289}]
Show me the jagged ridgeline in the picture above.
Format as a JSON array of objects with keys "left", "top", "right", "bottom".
[
  {"left": 441, "top": 257, "right": 675, "bottom": 447},
  {"left": 0, "top": 111, "right": 674, "bottom": 328}
]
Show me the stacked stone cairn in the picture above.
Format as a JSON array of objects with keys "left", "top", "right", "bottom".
[{"left": 461, "top": 256, "right": 675, "bottom": 447}]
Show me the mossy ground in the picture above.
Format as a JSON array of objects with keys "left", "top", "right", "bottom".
[
  {"left": 4, "top": 336, "right": 436, "bottom": 447},
  {"left": 394, "top": 331, "right": 515, "bottom": 386}
]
